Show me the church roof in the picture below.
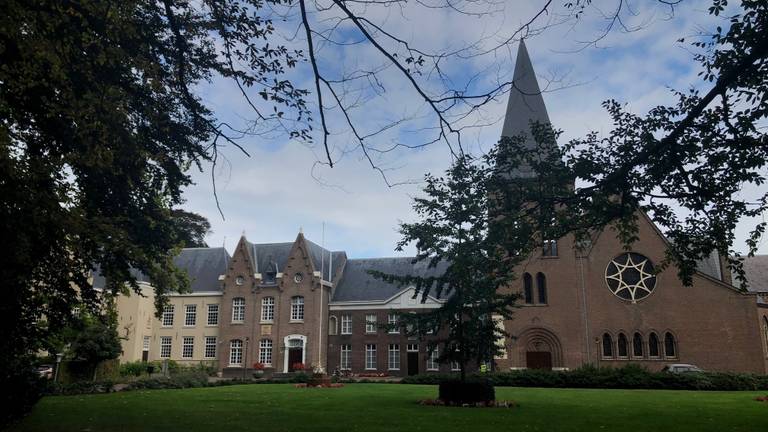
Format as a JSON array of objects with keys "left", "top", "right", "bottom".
[
  {"left": 501, "top": 40, "right": 552, "bottom": 141},
  {"left": 331, "top": 257, "right": 448, "bottom": 302},
  {"left": 741, "top": 255, "right": 768, "bottom": 292},
  {"left": 500, "top": 40, "right": 556, "bottom": 178}
]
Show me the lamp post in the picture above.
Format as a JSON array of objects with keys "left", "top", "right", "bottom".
[{"left": 54, "top": 353, "right": 63, "bottom": 383}]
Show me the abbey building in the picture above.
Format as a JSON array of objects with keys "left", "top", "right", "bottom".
[{"left": 107, "top": 42, "right": 768, "bottom": 376}]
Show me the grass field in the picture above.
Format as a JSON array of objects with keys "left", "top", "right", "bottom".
[{"left": 10, "top": 384, "right": 768, "bottom": 432}]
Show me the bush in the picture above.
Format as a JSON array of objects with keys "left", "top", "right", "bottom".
[
  {"left": 2, "top": 363, "right": 47, "bottom": 427},
  {"left": 119, "top": 361, "right": 148, "bottom": 377},
  {"left": 403, "top": 365, "right": 768, "bottom": 391},
  {"left": 438, "top": 379, "right": 495, "bottom": 405},
  {"left": 125, "top": 372, "right": 209, "bottom": 390},
  {"left": 48, "top": 380, "right": 116, "bottom": 395}
]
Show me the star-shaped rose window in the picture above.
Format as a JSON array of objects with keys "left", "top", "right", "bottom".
[{"left": 605, "top": 253, "right": 657, "bottom": 302}]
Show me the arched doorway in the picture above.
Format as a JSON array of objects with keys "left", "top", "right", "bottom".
[{"left": 518, "top": 327, "right": 563, "bottom": 370}]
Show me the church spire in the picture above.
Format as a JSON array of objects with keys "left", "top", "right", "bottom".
[{"left": 500, "top": 40, "right": 552, "bottom": 148}]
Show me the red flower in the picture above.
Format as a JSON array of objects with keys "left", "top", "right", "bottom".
[
  {"left": 292, "top": 362, "right": 306, "bottom": 371},
  {"left": 252, "top": 362, "right": 265, "bottom": 370}
]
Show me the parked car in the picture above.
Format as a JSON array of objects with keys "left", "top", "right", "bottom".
[
  {"left": 662, "top": 364, "right": 704, "bottom": 374},
  {"left": 36, "top": 365, "right": 53, "bottom": 379}
]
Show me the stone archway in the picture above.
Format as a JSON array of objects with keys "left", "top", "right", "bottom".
[{"left": 517, "top": 327, "right": 563, "bottom": 370}]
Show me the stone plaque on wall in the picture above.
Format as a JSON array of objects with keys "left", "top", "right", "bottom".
[{"left": 261, "top": 325, "right": 272, "bottom": 336}]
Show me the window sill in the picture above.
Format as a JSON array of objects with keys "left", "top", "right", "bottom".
[
  {"left": 364, "top": 368, "right": 377, "bottom": 371},
  {"left": 388, "top": 368, "right": 400, "bottom": 371},
  {"left": 260, "top": 320, "right": 274, "bottom": 324},
  {"left": 388, "top": 332, "right": 400, "bottom": 335},
  {"left": 231, "top": 321, "right": 244, "bottom": 325},
  {"left": 426, "top": 369, "right": 439, "bottom": 372},
  {"left": 183, "top": 325, "right": 196, "bottom": 328},
  {"left": 289, "top": 320, "right": 304, "bottom": 324},
  {"left": 340, "top": 332, "right": 352, "bottom": 336},
  {"left": 206, "top": 324, "right": 218, "bottom": 327}
]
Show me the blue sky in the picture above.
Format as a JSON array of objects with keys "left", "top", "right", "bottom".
[{"left": 181, "top": 0, "right": 766, "bottom": 258}]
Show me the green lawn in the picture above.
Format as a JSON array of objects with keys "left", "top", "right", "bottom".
[{"left": 10, "top": 384, "right": 768, "bottom": 432}]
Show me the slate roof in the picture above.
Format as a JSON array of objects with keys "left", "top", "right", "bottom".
[
  {"left": 245, "top": 237, "right": 344, "bottom": 283},
  {"left": 332, "top": 257, "right": 448, "bottom": 302},
  {"left": 695, "top": 252, "right": 723, "bottom": 281},
  {"left": 91, "top": 247, "right": 230, "bottom": 292},
  {"left": 173, "top": 247, "right": 230, "bottom": 292},
  {"left": 742, "top": 255, "right": 768, "bottom": 292},
  {"left": 91, "top": 266, "right": 151, "bottom": 290},
  {"left": 500, "top": 40, "right": 557, "bottom": 179}
]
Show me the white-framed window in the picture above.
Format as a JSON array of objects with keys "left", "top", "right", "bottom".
[
  {"left": 160, "top": 336, "right": 172, "bottom": 358},
  {"left": 341, "top": 315, "right": 352, "bottom": 334},
  {"left": 388, "top": 344, "right": 400, "bottom": 370},
  {"left": 365, "top": 344, "right": 377, "bottom": 370},
  {"left": 162, "top": 305, "right": 174, "bottom": 327},
  {"left": 229, "top": 339, "right": 243, "bottom": 366},
  {"left": 387, "top": 314, "right": 399, "bottom": 334},
  {"left": 259, "top": 339, "right": 273, "bottom": 366},
  {"left": 365, "top": 314, "right": 377, "bottom": 334},
  {"left": 182, "top": 336, "right": 194, "bottom": 358},
  {"left": 407, "top": 343, "right": 419, "bottom": 352},
  {"left": 207, "top": 304, "right": 219, "bottom": 326},
  {"left": 261, "top": 297, "right": 275, "bottom": 322},
  {"left": 142, "top": 336, "right": 150, "bottom": 351},
  {"left": 427, "top": 346, "right": 439, "bottom": 371},
  {"left": 232, "top": 297, "right": 245, "bottom": 323},
  {"left": 340, "top": 344, "right": 351, "bottom": 370},
  {"left": 204, "top": 336, "right": 217, "bottom": 359},
  {"left": 184, "top": 304, "right": 197, "bottom": 327},
  {"left": 451, "top": 361, "right": 460, "bottom": 371},
  {"left": 290, "top": 296, "right": 304, "bottom": 321}
]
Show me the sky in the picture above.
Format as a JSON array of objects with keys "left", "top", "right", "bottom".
[{"left": 181, "top": 0, "right": 767, "bottom": 258}]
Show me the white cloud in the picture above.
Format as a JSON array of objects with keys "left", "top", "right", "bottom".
[{"left": 181, "top": 0, "right": 766, "bottom": 257}]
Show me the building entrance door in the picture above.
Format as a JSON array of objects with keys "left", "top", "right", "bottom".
[
  {"left": 407, "top": 352, "right": 419, "bottom": 375},
  {"left": 526, "top": 351, "right": 553, "bottom": 370},
  {"left": 288, "top": 348, "right": 303, "bottom": 371}
]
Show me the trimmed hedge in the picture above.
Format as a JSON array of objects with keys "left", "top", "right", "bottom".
[
  {"left": 402, "top": 364, "right": 768, "bottom": 391},
  {"left": 438, "top": 379, "right": 495, "bottom": 404}
]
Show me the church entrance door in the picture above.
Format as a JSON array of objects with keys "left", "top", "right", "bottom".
[
  {"left": 288, "top": 348, "right": 303, "bottom": 371},
  {"left": 526, "top": 351, "right": 552, "bottom": 370}
]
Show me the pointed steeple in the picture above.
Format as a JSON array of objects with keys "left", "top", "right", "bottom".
[{"left": 500, "top": 40, "right": 552, "bottom": 148}]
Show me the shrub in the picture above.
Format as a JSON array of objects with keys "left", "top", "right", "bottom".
[
  {"left": 47, "top": 380, "right": 115, "bottom": 396},
  {"left": 403, "top": 365, "right": 768, "bottom": 391},
  {"left": 119, "top": 361, "right": 148, "bottom": 377},
  {"left": 438, "top": 379, "right": 495, "bottom": 405},
  {"left": 125, "top": 371, "right": 209, "bottom": 390},
  {"left": 2, "top": 363, "right": 46, "bottom": 427}
]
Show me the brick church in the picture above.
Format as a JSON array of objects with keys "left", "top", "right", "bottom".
[{"left": 109, "top": 42, "right": 768, "bottom": 376}]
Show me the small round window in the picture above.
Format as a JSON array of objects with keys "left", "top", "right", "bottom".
[
  {"left": 605, "top": 253, "right": 657, "bottom": 302},
  {"left": 235, "top": 275, "right": 244, "bottom": 286},
  {"left": 293, "top": 272, "right": 303, "bottom": 283}
]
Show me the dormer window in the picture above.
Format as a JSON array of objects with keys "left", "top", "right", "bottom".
[{"left": 264, "top": 260, "right": 278, "bottom": 284}]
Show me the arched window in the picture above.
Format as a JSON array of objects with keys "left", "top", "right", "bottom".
[
  {"left": 536, "top": 272, "right": 547, "bottom": 304},
  {"left": 617, "top": 333, "right": 628, "bottom": 358},
  {"left": 232, "top": 297, "right": 245, "bottom": 323},
  {"left": 763, "top": 317, "right": 768, "bottom": 357},
  {"left": 632, "top": 332, "right": 644, "bottom": 358},
  {"left": 523, "top": 273, "right": 533, "bottom": 304},
  {"left": 664, "top": 332, "right": 677, "bottom": 358},
  {"left": 229, "top": 339, "right": 243, "bottom": 366},
  {"left": 329, "top": 316, "right": 338, "bottom": 335},
  {"left": 291, "top": 296, "right": 304, "bottom": 321},
  {"left": 648, "top": 332, "right": 660, "bottom": 358},
  {"left": 602, "top": 333, "right": 613, "bottom": 358}
]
